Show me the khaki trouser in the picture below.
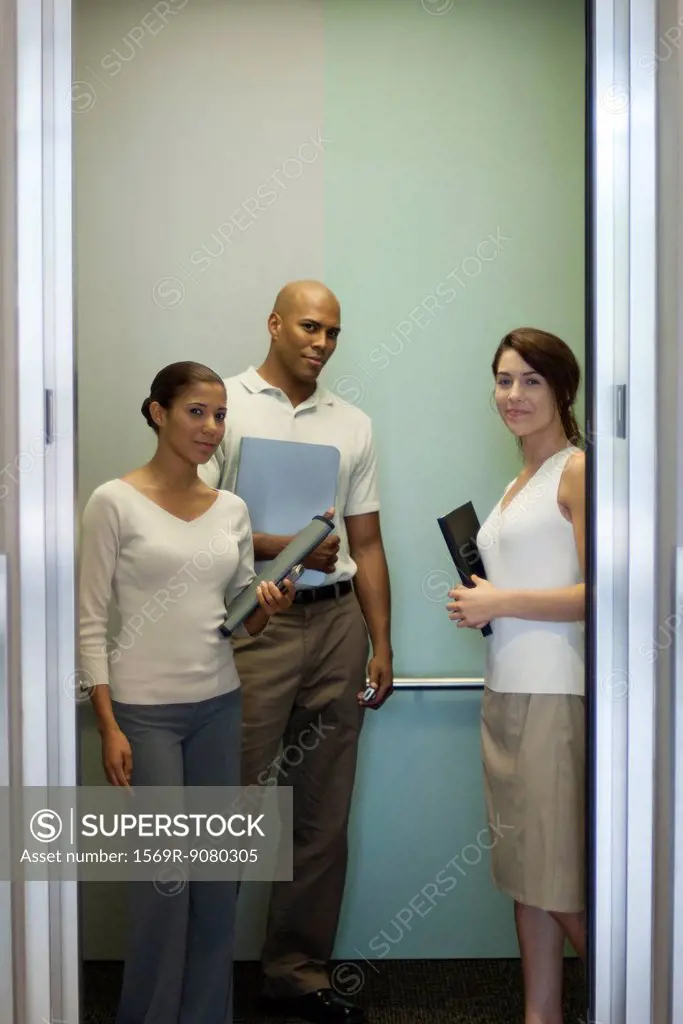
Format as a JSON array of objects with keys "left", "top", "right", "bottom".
[{"left": 231, "top": 589, "right": 369, "bottom": 997}]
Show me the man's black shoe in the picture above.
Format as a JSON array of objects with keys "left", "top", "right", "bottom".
[{"left": 261, "top": 987, "right": 366, "bottom": 1023}]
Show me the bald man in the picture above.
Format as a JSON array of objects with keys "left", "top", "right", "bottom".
[{"left": 202, "top": 281, "right": 393, "bottom": 1024}]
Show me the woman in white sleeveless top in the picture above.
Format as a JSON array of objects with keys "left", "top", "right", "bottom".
[{"left": 446, "top": 329, "right": 585, "bottom": 1024}]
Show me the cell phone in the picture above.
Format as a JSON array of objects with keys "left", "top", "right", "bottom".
[
  {"left": 278, "top": 564, "right": 305, "bottom": 591},
  {"left": 361, "top": 684, "right": 377, "bottom": 703}
]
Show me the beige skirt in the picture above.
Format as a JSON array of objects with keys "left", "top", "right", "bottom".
[{"left": 481, "top": 687, "right": 585, "bottom": 913}]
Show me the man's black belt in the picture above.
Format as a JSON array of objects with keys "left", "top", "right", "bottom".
[{"left": 292, "top": 580, "right": 353, "bottom": 604}]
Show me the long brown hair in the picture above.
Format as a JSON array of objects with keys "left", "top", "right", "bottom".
[{"left": 492, "top": 328, "right": 582, "bottom": 447}]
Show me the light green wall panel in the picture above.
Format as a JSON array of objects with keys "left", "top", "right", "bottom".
[
  {"left": 322, "top": 0, "right": 585, "bottom": 679},
  {"left": 322, "top": 0, "right": 586, "bottom": 959}
]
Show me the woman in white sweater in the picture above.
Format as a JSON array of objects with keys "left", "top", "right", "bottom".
[{"left": 78, "top": 360, "right": 295, "bottom": 1024}]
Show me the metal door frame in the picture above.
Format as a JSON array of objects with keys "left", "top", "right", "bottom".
[
  {"left": 1, "top": 0, "right": 79, "bottom": 1021},
  {"left": 1, "top": 0, "right": 669, "bottom": 1020},
  {"left": 589, "top": 0, "right": 659, "bottom": 1021}
]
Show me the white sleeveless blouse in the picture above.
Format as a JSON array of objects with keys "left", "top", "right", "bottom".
[{"left": 477, "top": 446, "right": 585, "bottom": 695}]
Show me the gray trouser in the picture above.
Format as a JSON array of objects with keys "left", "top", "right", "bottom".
[{"left": 112, "top": 689, "right": 241, "bottom": 1024}]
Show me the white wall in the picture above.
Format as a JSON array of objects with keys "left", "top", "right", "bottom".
[
  {"left": 75, "top": 0, "right": 329, "bottom": 961},
  {"left": 75, "top": 0, "right": 326, "bottom": 508}
]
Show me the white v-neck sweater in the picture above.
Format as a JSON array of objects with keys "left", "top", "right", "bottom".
[{"left": 78, "top": 479, "right": 255, "bottom": 705}]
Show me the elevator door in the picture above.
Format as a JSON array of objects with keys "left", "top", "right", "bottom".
[
  {"left": 0, "top": 0, "right": 79, "bottom": 1021},
  {"left": 0, "top": 0, "right": 672, "bottom": 1021}
]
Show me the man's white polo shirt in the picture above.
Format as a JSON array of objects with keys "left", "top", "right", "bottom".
[{"left": 200, "top": 367, "right": 381, "bottom": 585}]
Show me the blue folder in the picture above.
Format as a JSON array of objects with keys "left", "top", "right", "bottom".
[{"left": 234, "top": 437, "right": 341, "bottom": 587}]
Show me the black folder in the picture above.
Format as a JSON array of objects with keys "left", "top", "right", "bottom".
[{"left": 437, "top": 501, "right": 493, "bottom": 637}]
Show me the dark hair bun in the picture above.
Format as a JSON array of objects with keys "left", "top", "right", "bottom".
[{"left": 141, "top": 396, "right": 157, "bottom": 432}]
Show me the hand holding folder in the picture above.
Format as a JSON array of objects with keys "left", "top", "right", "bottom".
[
  {"left": 437, "top": 501, "right": 493, "bottom": 637},
  {"left": 220, "top": 515, "right": 335, "bottom": 637}
]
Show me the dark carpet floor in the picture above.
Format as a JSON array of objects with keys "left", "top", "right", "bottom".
[{"left": 83, "top": 958, "right": 587, "bottom": 1022}]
